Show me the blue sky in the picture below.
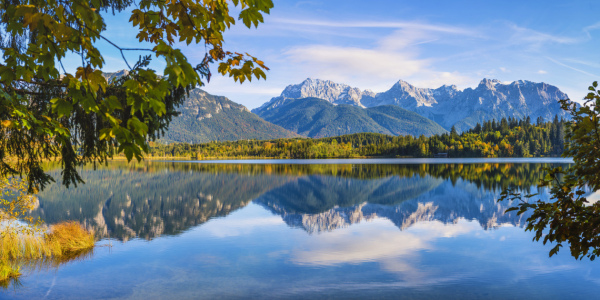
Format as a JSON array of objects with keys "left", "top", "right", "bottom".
[{"left": 77, "top": 0, "right": 600, "bottom": 109}]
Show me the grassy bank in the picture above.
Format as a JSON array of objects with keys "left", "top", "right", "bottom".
[{"left": 0, "top": 221, "right": 94, "bottom": 282}]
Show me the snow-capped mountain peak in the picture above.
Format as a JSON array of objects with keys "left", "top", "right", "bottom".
[
  {"left": 253, "top": 78, "right": 372, "bottom": 114},
  {"left": 253, "top": 77, "right": 571, "bottom": 133}
]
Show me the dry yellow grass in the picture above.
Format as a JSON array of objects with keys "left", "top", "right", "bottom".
[
  {"left": 0, "top": 221, "right": 95, "bottom": 283},
  {"left": 0, "top": 232, "right": 51, "bottom": 260},
  {"left": 45, "top": 221, "right": 95, "bottom": 257},
  {"left": 0, "top": 262, "right": 20, "bottom": 283},
  {"left": 1, "top": 177, "right": 95, "bottom": 286}
]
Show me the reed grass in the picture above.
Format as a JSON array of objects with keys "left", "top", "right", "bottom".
[
  {"left": 1, "top": 221, "right": 94, "bottom": 260},
  {"left": 0, "top": 232, "right": 51, "bottom": 260},
  {"left": 0, "top": 177, "right": 95, "bottom": 287},
  {"left": 45, "top": 221, "right": 95, "bottom": 257},
  {"left": 0, "top": 221, "right": 95, "bottom": 284},
  {"left": 0, "top": 262, "right": 20, "bottom": 283}
]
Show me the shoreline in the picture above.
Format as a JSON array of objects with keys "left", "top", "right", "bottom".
[{"left": 110, "top": 156, "right": 574, "bottom": 165}]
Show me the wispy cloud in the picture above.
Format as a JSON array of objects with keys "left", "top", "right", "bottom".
[
  {"left": 583, "top": 21, "right": 600, "bottom": 39},
  {"left": 508, "top": 24, "right": 580, "bottom": 45},
  {"left": 562, "top": 58, "right": 600, "bottom": 69},
  {"left": 293, "top": 1, "right": 322, "bottom": 8},
  {"left": 545, "top": 56, "right": 599, "bottom": 78},
  {"left": 271, "top": 18, "right": 481, "bottom": 36},
  {"left": 378, "top": 28, "right": 437, "bottom": 50},
  {"left": 285, "top": 45, "right": 426, "bottom": 81},
  {"left": 283, "top": 24, "right": 475, "bottom": 90}
]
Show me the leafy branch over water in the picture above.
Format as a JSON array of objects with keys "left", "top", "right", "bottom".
[{"left": 500, "top": 83, "right": 600, "bottom": 260}]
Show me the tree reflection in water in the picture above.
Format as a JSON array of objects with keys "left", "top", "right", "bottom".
[{"left": 31, "top": 161, "right": 567, "bottom": 241}]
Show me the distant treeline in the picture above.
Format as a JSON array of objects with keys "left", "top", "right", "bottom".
[{"left": 147, "top": 116, "right": 567, "bottom": 159}]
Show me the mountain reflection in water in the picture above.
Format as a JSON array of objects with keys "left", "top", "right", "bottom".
[{"left": 33, "top": 161, "right": 562, "bottom": 241}]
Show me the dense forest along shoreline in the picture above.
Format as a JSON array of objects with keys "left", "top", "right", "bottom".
[{"left": 147, "top": 157, "right": 574, "bottom": 164}]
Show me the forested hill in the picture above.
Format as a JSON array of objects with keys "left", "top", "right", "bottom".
[
  {"left": 254, "top": 97, "right": 447, "bottom": 138},
  {"left": 102, "top": 71, "right": 299, "bottom": 144},
  {"left": 160, "top": 89, "right": 300, "bottom": 143},
  {"left": 149, "top": 116, "right": 566, "bottom": 159}
]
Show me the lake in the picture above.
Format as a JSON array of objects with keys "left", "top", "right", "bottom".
[{"left": 3, "top": 158, "right": 600, "bottom": 299}]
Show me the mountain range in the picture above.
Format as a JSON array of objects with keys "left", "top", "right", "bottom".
[
  {"left": 255, "top": 97, "right": 447, "bottom": 138},
  {"left": 103, "top": 70, "right": 571, "bottom": 142},
  {"left": 253, "top": 78, "right": 571, "bottom": 132}
]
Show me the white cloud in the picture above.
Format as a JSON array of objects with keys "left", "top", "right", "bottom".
[
  {"left": 290, "top": 218, "right": 480, "bottom": 283},
  {"left": 537, "top": 70, "right": 547, "bottom": 74},
  {"left": 283, "top": 26, "right": 475, "bottom": 90},
  {"left": 285, "top": 45, "right": 427, "bottom": 82},
  {"left": 291, "top": 219, "right": 478, "bottom": 266},
  {"left": 585, "top": 191, "right": 600, "bottom": 206},
  {"left": 200, "top": 75, "right": 291, "bottom": 108}
]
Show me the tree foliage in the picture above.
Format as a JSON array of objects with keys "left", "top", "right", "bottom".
[
  {"left": 0, "top": 176, "right": 43, "bottom": 237},
  {"left": 0, "top": 0, "right": 272, "bottom": 192},
  {"left": 500, "top": 82, "right": 600, "bottom": 260}
]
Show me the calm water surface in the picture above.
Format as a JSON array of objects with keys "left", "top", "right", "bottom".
[{"left": 3, "top": 158, "right": 599, "bottom": 299}]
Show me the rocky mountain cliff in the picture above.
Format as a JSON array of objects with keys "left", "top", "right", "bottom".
[
  {"left": 254, "top": 78, "right": 376, "bottom": 111},
  {"left": 253, "top": 78, "right": 571, "bottom": 132},
  {"left": 161, "top": 89, "right": 299, "bottom": 143}
]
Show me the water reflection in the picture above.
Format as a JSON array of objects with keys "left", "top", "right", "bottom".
[
  {"left": 8, "top": 160, "right": 600, "bottom": 299},
  {"left": 288, "top": 218, "right": 482, "bottom": 285},
  {"left": 33, "top": 161, "right": 562, "bottom": 241}
]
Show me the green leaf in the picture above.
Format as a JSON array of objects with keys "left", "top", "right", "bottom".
[
  {"left": 105, "top": 96, "right": 123, "bottom": 111},
  {"left": 50, "top": 98, "right": 73, "bottom": 118},
  {"left": 127, "top": 117, "right": 149, "bottom": 136}
]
